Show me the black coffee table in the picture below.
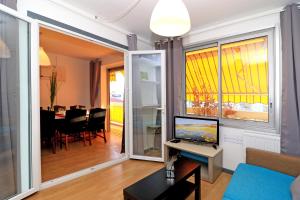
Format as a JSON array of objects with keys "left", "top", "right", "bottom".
[{"left": 123, "top": 158, "right": 201, "bottom": 200}]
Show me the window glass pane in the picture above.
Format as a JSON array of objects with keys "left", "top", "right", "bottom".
[
  {"left": 0, "top": 10, "right": 31, "bottom": 199},
  {"left": 221, "top": 36, "right": 269, "bottom": 122},
  {"left": 185, "top": 47, "right": 218, "bottom": 117},
  {"left": 132, "top": 53, "right": 162, "bottom": 157}
]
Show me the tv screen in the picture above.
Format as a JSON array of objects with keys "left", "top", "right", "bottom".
[{"left": 174, "top": 116, "right": 219, "bottom": 144}]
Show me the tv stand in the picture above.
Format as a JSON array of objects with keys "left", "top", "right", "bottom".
[{"left": 164, "top": 141, "right": 223, "bottom": 183}]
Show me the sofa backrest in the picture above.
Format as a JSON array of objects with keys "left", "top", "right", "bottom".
[{"left": 246, "top": 148, "right": 300, "bottom": 177}]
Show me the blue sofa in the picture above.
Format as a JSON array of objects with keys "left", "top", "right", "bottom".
[
  {"left": 223, "top": 148, "right": 300, "bottom": 200},
  {"left": 223, "top": 163, "right": 295, "bottom": 200}
]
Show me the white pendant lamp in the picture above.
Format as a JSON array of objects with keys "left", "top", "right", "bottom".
[
  {"left": 39, "top": 47, "right": 51, "bottom": 66},
  {"left": 0, "top": 38, "right": 11, "bottom": 58},
  {"left": 150, "top": 0, "right": 191, "bottom": 37}
]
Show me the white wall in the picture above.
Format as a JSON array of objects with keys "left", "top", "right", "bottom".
[
  {"left": 183, "top": 10, "right": 282, "bottom": 171},
  {"left": 40, "top": 52, "right": 92, "bottom": 109},
  {"left": 17, "top": 0, "right": 153, "bottom": 51},
  {"left": 183, "top": 10, "right": 281, "bottom": 46}
]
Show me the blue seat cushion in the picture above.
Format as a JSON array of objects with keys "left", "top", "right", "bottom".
[{"left": 223, "top": 163, "right": 295, "bottom": 200}]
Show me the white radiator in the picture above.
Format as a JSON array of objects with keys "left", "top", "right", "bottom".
[
  {"left": 220, "top": 127, "right": 281, "bottom": 170},
  {"left": 243, "top": 131, "right": 280, "bottom": 153}
]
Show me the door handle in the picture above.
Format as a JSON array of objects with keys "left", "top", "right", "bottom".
[{"left": 156, "top": 107, "right": 164, "bottom": 110}]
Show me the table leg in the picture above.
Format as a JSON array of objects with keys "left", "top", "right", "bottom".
[
  {"left": 195, "top": 167, "right": 201, "bottom": 200},
  {"left": 60, "top": 132, "right": 63, "bottom": 149}
]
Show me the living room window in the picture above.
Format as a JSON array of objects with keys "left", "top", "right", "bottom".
[
  {"left": 186, "top": 45, "right": 219, "bottom": 117},
  {"left": 184, "top": 30, "right": 275, "bottom": 129}
]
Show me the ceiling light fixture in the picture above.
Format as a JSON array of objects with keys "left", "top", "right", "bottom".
[
  {"left": 150, "top": 0, "right": 191, "bottom": 37},
  {"left": 0, "top": 38, "right": 11, "bottom": 58},
  {"left": 39, "top": 47, "right": 51, "bottom": 66}
]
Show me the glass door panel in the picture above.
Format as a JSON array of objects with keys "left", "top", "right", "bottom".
[
  {"left": 129, "top": 51, "right": 166, "bottom": 162},
  {"left": 0, "top": 9, "right": 32, "bottom": 200}
]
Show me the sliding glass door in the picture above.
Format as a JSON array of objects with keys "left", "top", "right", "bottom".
[{"left": 0, "top": 6, "right": 39, "bottom": 200}]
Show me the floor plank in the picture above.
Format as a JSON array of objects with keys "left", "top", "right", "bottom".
[
  {"left": 41, "top": 126, "right": 122, "bottom": 181},
  {"left": 28, "top": 160, "right": 231, "bottom": 200}
]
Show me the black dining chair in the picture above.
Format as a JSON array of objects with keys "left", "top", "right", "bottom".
[
  {"left": 40, "top": 110, "right": 56, "bottom": 153},
  {"left": 70, "top": 105, "right": 86, "bottom": 110},
  {"left": 78, "top": 105, "right": 86, "bottom": 109},
  {"left": 60, "top": 109, "right": 91, "bottom": 150},
  {"left": 87, "top": 108, "right": 107, "bottom": 143},
  {"left": 70, "top": 105, "right": 77, "bottom": 110}
]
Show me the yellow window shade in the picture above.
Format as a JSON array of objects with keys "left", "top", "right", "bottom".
[{"left": 185, "top": 36, "right": 269, "bottom": 121}]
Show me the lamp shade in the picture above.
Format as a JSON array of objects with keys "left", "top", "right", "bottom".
[
  {"left": 150, "top": 0, "right": 191, "bottom": 37},
  {"left": 0, "top": 38, "right": 11, "bottom": 58},
  {"left": 39, "top": 47, "right": 51, "bottom": 66}
]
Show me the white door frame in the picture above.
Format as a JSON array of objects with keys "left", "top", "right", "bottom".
[
  {"left": 0, "top": 4, "right": 40, "bottom": 200},
  {"left": 33, "top": 18, "right": 131, "bottom": 189},
  {"left": 1, "top": 4, "right": 131, "bottom": 195},
  {"left": 128, "top": 50, "right": 166, "bottom": 162}
]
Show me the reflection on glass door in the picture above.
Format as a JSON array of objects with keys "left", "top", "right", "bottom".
[
  {"left": 129, "top": 51, "right": 166, "bottom": 162},
  {"left": 0, "top": 10, "right": 32, "bottom": 200}
]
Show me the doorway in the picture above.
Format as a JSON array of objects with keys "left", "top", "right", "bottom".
[
  {"left": 108, "top": 67, "right": 125, "bottom": 141},
  {"left": 39, "top": 26, "right": 125, "bottom": 182}
]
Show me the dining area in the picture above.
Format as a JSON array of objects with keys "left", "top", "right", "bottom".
[
  {"left": 40, "top": 105, "right": 107, "bottom": 154},
  {"left": 37, "top": 27, "right": 125, "bottom": 182},
  {"left": 40, "top": 105, "right": 123, "bottom": 182}
]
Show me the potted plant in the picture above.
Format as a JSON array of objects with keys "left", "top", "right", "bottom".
[{"left": 50, "top": 70, "right": 57, "bottom": 110}]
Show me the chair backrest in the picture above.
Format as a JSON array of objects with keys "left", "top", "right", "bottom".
[
  {"left": 40, "top": 110, "right": 55, "bottom": 139},
  {"left": 88, "top": 108, "right": 106, "bottom": 131},
  {"left": 66, "top": 109, "right": 86, "bottom": 121},
  {"left": 65, "top": 109, "right": 87, "bottom": 133},
  {"left": 70, "top": 105, "right": 86, "bottom": 110},
  {"left": 90, "top": 108, "right": 106, "bottom": 119},
  {"left": 70, "top": 105, "right": 77, "bottom": 110},
  {"left": 78, "top": 105, "right": 86, "bottom": 109}
]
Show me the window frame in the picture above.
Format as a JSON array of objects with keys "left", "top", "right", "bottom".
[{"left": 183, "top": 29, "right": 276, "bottom": 131}]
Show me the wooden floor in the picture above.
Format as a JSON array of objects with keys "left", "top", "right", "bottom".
[
  {"left": 41, "top": 125, "right": 123, "bottom": 181},
  {"left": 28, "top": 160, "right": 231, "bottom": 200}
]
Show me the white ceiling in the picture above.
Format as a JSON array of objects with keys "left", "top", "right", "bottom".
[{"left": 54, "top": 0, "right": 297, "bottom": 41}]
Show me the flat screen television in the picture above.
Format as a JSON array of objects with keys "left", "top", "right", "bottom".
[{"left": 174, "top": 116, "right": 219, "bottom": 145}]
